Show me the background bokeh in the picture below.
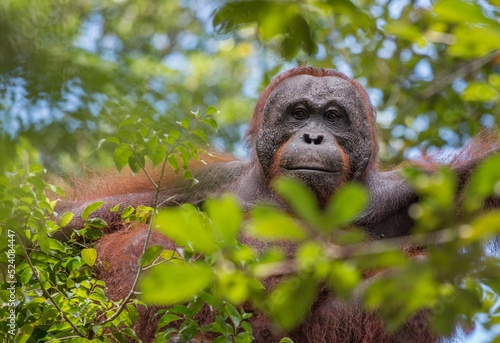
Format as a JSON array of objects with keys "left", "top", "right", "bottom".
[{"left": 1, "top": 0, "right": 499, "bottom": 174}]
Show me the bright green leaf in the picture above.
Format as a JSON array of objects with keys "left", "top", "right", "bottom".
[
  {"left": 82, "top": 201, "right": 105, "bottom": 220},
  {"left": 155, "top": 208, "right": 217, "bottom": 254},
  {"left": 59, "top": 212, "right": 74, "bottom": 227},
  {"left": 141, "top": 262, "right": 212, "bottom": 304},
  {"left": 325, "top": 183, "right": 368, "bottom": 227},
  {"left": 205, "top": 194, "right": 242, "bottom": 245},
  {"left": 82, "top": 248, "right": 97, "bottom": 267},
  {"left": 248, "top": 205, "right": 306, "bottom": 241},
  {"left": 114, "top": 146, "right": 133, "bottom": 171}
]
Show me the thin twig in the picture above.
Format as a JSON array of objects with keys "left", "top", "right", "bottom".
[
  {"left": 260, "top": 228, "right": 458, "bottom": 277},
  {"left": 98, "top": 153, "right": 169, "bottom": 325},
  {"left": 398, "top": 50, "right": 500, "bottom": 115},
  {"left": 45, "top": 336, "right": 81, "bottom": 343},
  {"left": 416, "top": 51, "right": 500, "bottom": 100},
  {"left": 18, "top": 235, "right": 86, "bottom": 337}
]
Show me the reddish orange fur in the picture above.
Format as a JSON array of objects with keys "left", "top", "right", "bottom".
[{"left": 65, "top": 153, "right": 236, "bottom": 201}]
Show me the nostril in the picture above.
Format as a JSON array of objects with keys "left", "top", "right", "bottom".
[
  {"left": 304, "top": 134, "right": 312, "bottom": 144},
  {"left": 314, "top": 135, "right": 324, "bottom": 145}
]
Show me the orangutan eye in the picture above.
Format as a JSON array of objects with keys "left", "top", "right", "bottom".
[
  {"left": 326, "top": 110, "right": 340, "bottom": 121},
  {"left": 293, "top": 108, "right": 308, "bottom": 120}
]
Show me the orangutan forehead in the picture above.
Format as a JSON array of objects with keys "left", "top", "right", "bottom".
[{"left": 267, "top": 74, "right": 364, "bottom": 110}]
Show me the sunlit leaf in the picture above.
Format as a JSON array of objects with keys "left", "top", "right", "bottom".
[
  {"left": 267, "top": 276, "right": 317, "bottom": 330},
  {"left": 155, "top": 207, "right": 217, "bottom": 254},
  {"left": 325, "top": 183, "right": 368, "bottom": 227},
  {"left": 203, "top": 118, "right": 218, "bottom": 131},
  {"left": 141, "top": 262, "right": 212, "bottom": 304},
  {"left": 462, "top": 83, "right": 499, "bottom": 102},
  {"left": 205, "top": 194, "right": 242, "bottom": 245},
  {"left": 273, "top": 177, "right": 321, "bottom": 227},
  {"left": 82, "top": 201, "right": 105, "bottom": 220},
  {"left": 434, "top": 0, "right": 498, "bottom": 26},
  {"left": 59, "top": 212, "right": 74, "bottom": 227},
  {"left": 81, "top": 248, "right": 97, "bottom": 267},
  {"left": 248, "top": 205, "right": 306, "bottom": 241}
]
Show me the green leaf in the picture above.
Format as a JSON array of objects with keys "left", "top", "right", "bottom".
[
  {"left": 26, "top": 176, "right": 45, "bottom": 190},
  {"left": 122, "top": 327, "right": 141, "bottom": 342},
  {"left": 183, "top": 170, "right": 194, "bottom": 180},
  {"left": 152, "top": 145, "right": 167, "bottom": 166},
  {"left": 235, "top": 332, "right": 253, "bottom": 343},
  {"left": 434, "top": 0, "right": 498, "bottom": 26},
  {"left": 114, "top": 146, "right": 133, "bottom": 171},
  {"left": 15, "top": 324, "right": 34, "bottom": 343},
  {"left": 465, "top": 212, "right": 500, "bottom": 242},
  {"left": 181, "top": 118, "right": 190, "bottom": 129},
  {"left": 205, "top": 195, "right": 242, "bottom": 245},
  {"left": 177, "top": 145, "right": 191, "bottom": 167},
  {"left": 38, "top": 228, "right": 50, "bottom": 254},
  {"left": 82, "top": 201, "right": 105, "bottom": 220},
  {"left": 155, "top": 207, "right": 217, "bottom": 254},
  {"left": 169, "top": 129, "right": 181, "bottom": 139},
  {"left": 141, "top": 262, "right": 212, "bottom": 305},
  {"left": 98, "top": 137, "right": 120, "bottom": 149},
  {"left": 82, "top": 248, "right": 97, "bottom": 267},
  {"left": 449, "top": 26, "right": 500, "bottom": 58},
  {"left": 112, "top": 332, "right": 127, "bottom": 343},
  {"left": 268, "top": 276, "right": 317, "bottom": 330},
  {"left": 328, "top": 261, "right": 361, "bottom": 298},
  {"left": 128, "top": 155, "right": 141, "bottom": 175},
  {"left": 29, "top": 164, "right": 44, "bottom": 174},
  {"left": 225, "top": 303, "right": 242, "bottom": 328},
  {"left": 59, "top": 212, "right": 74, "bottom": 227},
  {"left": 167, "top": 155, "right": 180, "bottom": 173},
  {"left": 86, "top": 217, "right": 108, "bottom": 229},
  {"left": 206, "top": 105, "right": 218, "bottom": 115},
  {"left": 121, "top": 206, "right": 134, "bottom": 218},
  {"left": 464, "top": 155, "right": 500, "bottom": 212},
  {"left": 157, "top": 314, "right": 181, "bottom": 330},
  {"left": 273, "top": 177, "right": 320, "bottom": 227},
  {"left": 248, "top": 205, "right": 306, "bottom": 241},
  {"left": 462, "top": 83, "right": 499, "bottom": 102},
  {"left": 218, "top": 271, "right": 250, "bottom": 305},
  {"left": 193, "top": 129, "right": 209, "bottom": 143},
  {"left": 325, "top": 183, "right": 368, "bottom": 227},
  {"left": 168, "top": 304, "right": 193, "bottom": 316},
  {"left": 48, "top": 238, "right": 65, "bottom": 252},
  {"left": 138, "top": 245, "right": 163, "bottom": 267},
  {"left": 203, "top": 118, "right": 218, "bottom": 131},
  {"left": 144, "top": 135, "right": 159, "bottom": 153}
]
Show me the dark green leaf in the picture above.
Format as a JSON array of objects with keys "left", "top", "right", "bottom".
[{"left": 138, "top": 245, "right": 163, "bottom": 267}]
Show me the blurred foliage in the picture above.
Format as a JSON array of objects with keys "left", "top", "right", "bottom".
[{"left": 1, "top": 0, "right": 499, "bottom": 173}]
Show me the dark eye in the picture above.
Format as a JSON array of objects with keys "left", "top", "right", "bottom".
[
  {"left": 326, "top": 110, "right": 340, "bottom": 121},
  {"left": 293, "top": 108, "right": 308, "bottom": 120}
]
